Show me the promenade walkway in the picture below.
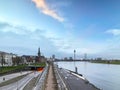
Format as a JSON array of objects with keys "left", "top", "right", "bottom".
[
  {"left": 45, "top": 65, "right": 57, "bottom": 90},
  {"left": 58, "top": 68, "right": 99, "bottom": 90},
  {"left": 0, "top": 71, "right": 31, "bottom": 83}
]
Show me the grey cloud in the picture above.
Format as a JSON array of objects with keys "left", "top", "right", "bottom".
[{"left": 0, "top": 21, "right": 11, "bottom": 29}]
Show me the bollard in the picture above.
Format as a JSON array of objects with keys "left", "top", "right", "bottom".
[
  {"left": 75, "top": 67, "right": 78, "bottom": 73},
  {"left": 3, "top": 77, "right": 5, "bottom": 81}
]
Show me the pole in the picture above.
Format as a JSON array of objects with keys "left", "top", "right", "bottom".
[
  {"left": 74, "top": 50, "right": 76, "bottom": 61},
  {"left": 74, "top": 50, "right": 76, "bottom": 66},
  {"left": 74, "top": 50, "right": 78, "bottom": 73},
  {"left": 74, "top": 50, "right": 77, "bottom": 73}
]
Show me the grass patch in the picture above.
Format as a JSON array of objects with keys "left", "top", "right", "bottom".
[
  {"left": 0, "top": 65, "right": 27, "bottom": 74},
  {"left": 31, "top": 62, "right": 46, "bottom": 67}
]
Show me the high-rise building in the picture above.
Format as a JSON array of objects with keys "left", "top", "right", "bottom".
[
  {"left": 84, "top": 53, "right": 87, "bottom": 60},
  {"left": 52, "top": 54, "right": 55, "bottom": 61}
]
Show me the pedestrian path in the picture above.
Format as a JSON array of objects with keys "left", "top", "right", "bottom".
[
  {"left": 0, "top": 71, "right": 31, "bottom": 83},
  {"left": 58, "top": 68, "right": 99, "bottom": 90},
  {"left": 45, "top": 65, "right": 57, "bottom": 90}
]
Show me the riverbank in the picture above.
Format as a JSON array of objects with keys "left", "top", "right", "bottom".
[
  {"left": 57, "top": 61, "right": 120, "bottom": 90},
  {"left": 56, "top": 67, "right": 100, "bottom": 90},
  {"left": 91, "top": 60, "right": 120, "bottom": 65}
]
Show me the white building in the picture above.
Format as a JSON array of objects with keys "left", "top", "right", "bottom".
[{"left": 0, "top": 51, "right": 17, "bottom": 66}]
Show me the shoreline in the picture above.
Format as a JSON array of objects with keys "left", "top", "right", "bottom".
[{"left": 91, "top": 60, "right": 120, "bottom": 65}]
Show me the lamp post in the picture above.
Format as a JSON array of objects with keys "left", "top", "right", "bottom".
[
  {"left": 74, "top": 50, "right": 76, "bottom": 67},
  {"left": 74, "top": 50, "right": 76, "bottom": 60},
  {"left": 74, "top": 50, "right": 78, "bottom": 73}
]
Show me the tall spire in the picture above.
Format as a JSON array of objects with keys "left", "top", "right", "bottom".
[{"left": 38, "top": 47, "right": 41, "bottom": 57}]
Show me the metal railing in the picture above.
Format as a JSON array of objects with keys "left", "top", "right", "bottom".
[{"left": 33, "top": 64, "right": 48, "bottom": 90}]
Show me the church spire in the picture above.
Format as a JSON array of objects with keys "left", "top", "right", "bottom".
[{"left": 38, "top": 47, "right": 41, "bottom": 57}]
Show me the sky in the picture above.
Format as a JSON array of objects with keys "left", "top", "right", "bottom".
[{"left": 0, "top": 0, "right": 120, "bottom": 59}]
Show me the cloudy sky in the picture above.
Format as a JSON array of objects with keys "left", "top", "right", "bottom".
[{"left": 0, "top": 0, "right": 120, "bottom": 59}]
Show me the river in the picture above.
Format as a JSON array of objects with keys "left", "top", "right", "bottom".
[{"left": 56, "top": 61, "right": 120, "bottom": 90}]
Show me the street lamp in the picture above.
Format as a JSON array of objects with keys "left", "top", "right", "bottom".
[
  {"left": 74, "top": 50, "right": 77, "bottom": 73},
  {"left": 74, "top": 50, "right": 76, "bottom": 60},
  {"left": 74, "top": 50, "right": 76, "bottom": 67}
]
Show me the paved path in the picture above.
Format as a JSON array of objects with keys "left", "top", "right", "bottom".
[
  {"left": 0, "top": 71, "right": 32, "bottom": 83},
  {"left": 45, "top": 65, "right": 56, "bottom": 90},
  {"left": 0, "top": 72, "right": 40, "bottom": 90},
  {"left": 58, "top": 68, "right": 99, "bottom": 90}
]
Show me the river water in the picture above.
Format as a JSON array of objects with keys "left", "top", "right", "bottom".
[{"left": 56, "top": 61, "right": 120, "bottom": 90}]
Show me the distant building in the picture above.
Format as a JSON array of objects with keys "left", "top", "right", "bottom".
[
  {"left": 36, "top": 47, "right": 45, "bottom": 62},
  {"left": 52, "top": 54, "right": 55, "bottom": 61},
  {"left": 22, "top": 55, "right": 36, "bottom": 64},
  {"left": 64, "top": 57, "right": 68, "bottom": 60},
  {"left": 69, "top": 57, "right": 73, "bottom": 60},
  {"left": 37, "top": 47, "right": 41, "bottom": 62},
  {"left": 84, "top": 53, "right": 87, "bottom": 60},
  {"left": 0, "top": 51, "right": 17, "bottom": 66},
  {"left": 96, "top": 57, "right": 102, "bottom": 60}
]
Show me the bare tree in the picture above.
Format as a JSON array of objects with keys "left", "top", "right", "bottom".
[{"left": 1, "top": 53, "right": 5, "bottom": 67}]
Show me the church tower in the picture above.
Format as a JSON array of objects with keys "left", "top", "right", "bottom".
[
  {"left": 37, "top": 47, "right": 41, "bottom": 62},
  {"left": 38, "top": 47, "right": 41, "bottom": 57}
]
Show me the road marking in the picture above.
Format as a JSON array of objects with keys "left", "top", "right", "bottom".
[{"left": 56, "top": 68, "right": 68, "bottom": 90}]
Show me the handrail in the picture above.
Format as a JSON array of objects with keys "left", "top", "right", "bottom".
[{"left": 33, "top": 63, "right": 48, "bottom": 90}]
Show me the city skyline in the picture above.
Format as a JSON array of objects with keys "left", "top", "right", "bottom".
[{"left": 0, "top": 0, "right": 120, "bottom": 59}]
